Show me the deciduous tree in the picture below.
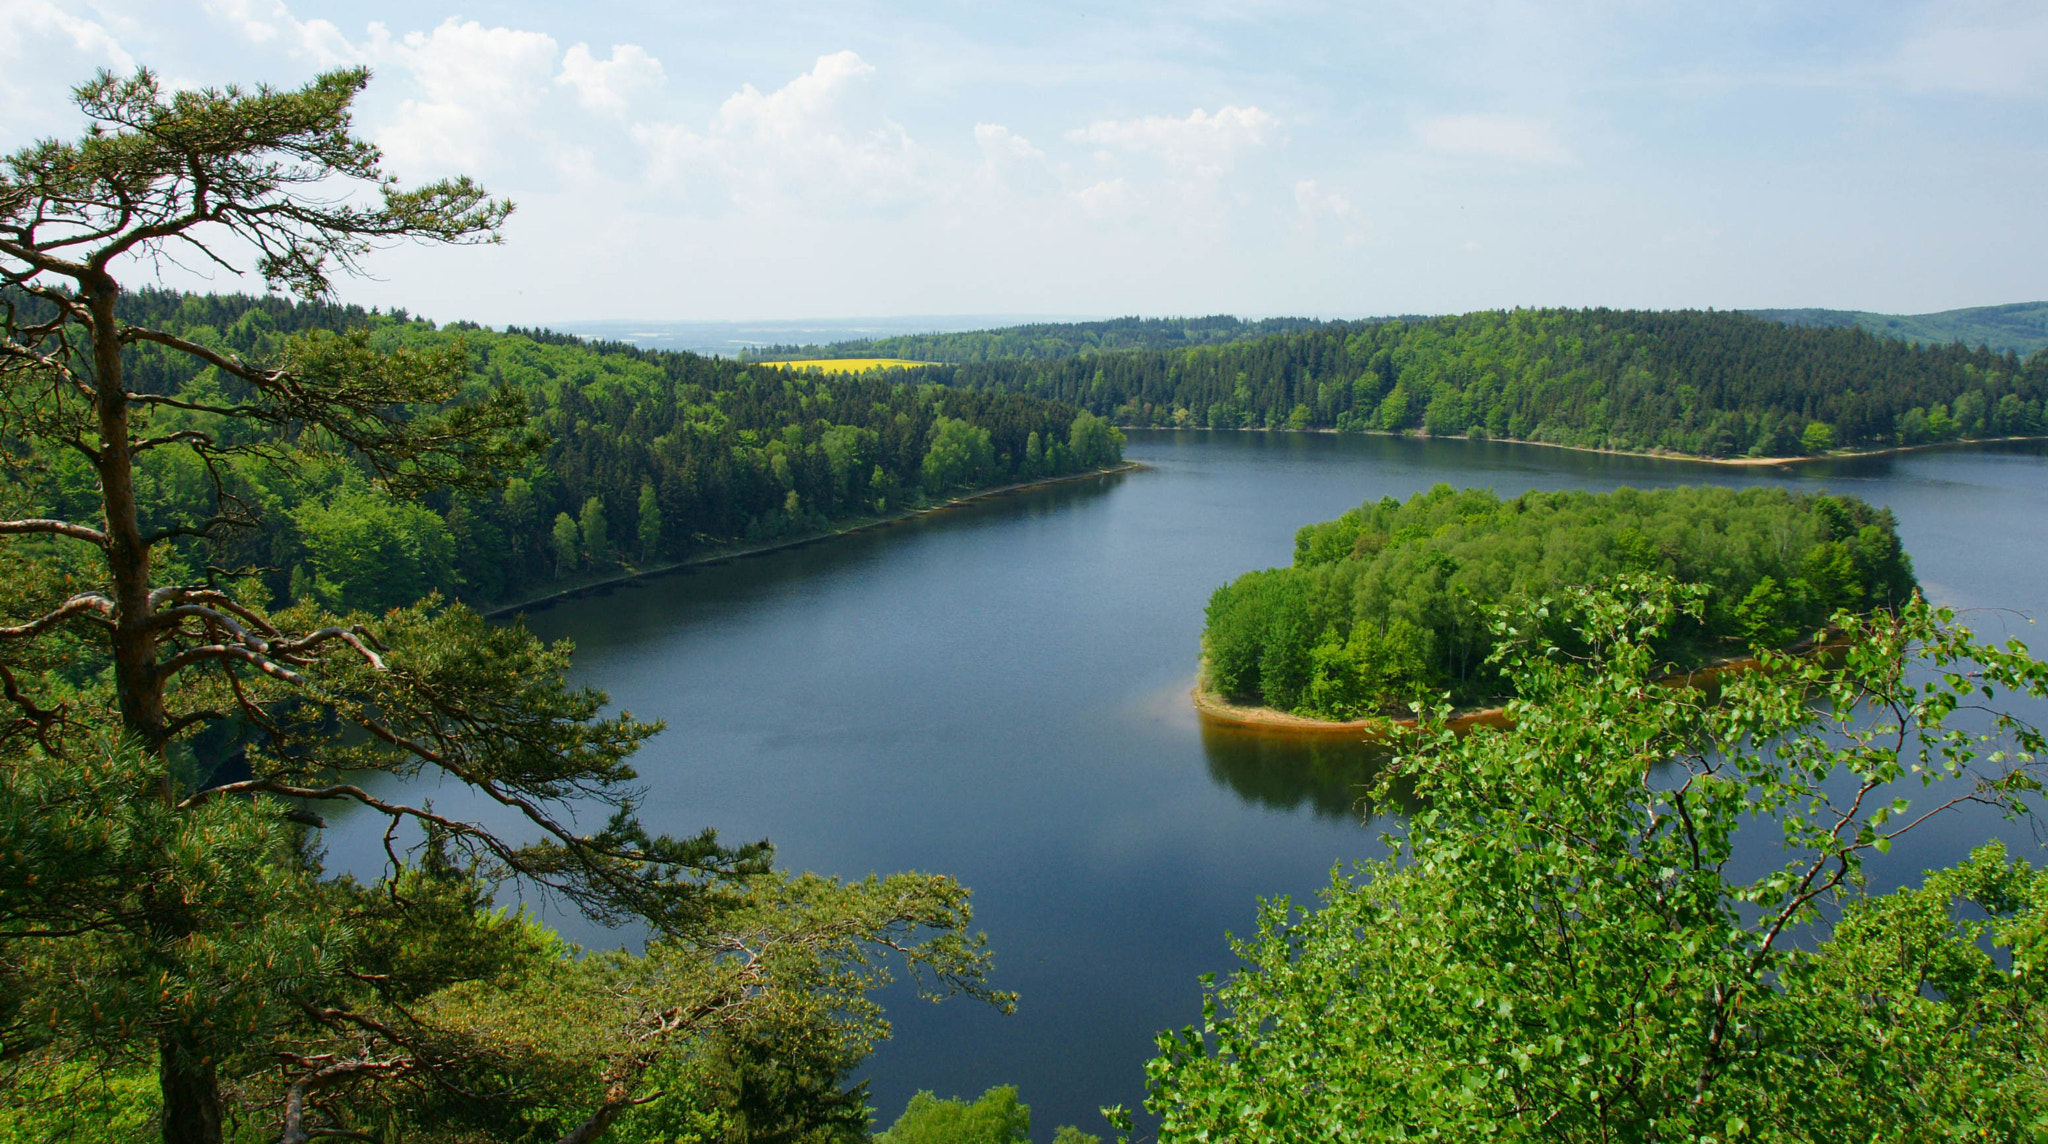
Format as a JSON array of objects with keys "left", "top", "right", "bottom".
[{"left": 1132, "top": 580, "right": 2048, "bottom": 1140}]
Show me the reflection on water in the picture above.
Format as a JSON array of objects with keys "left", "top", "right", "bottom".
[
  {"left": 1198, "top": 721, "right": 1396, "bottom": 821},
  {"left": 315, "top": 429, "right": 2048, "bottom": 1135}
]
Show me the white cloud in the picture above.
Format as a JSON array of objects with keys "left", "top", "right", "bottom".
[
  {"left": 1293, "top": 179, "right": 1351, "bottom": 218},
  {"left": 0, "top": 0, "right": 138, "bottom": 143},
  {"left": 1894, "top": 6, "right": 2048, "bottom": 97},
  {"left": 1072, "top": 177, "right": 1139, "bottom": 220},
  {"left": 372, "top": 19, "right": 561, "bottom": 172},
  {"left": 716, "top": 50, "right": 879, "bottom": 144},
  {"left": 200, "top": 0, "right": 355, "bottom": 67},
  {"left": 975, "top": 123, "right": 1044, "bottom": 162},
  {"left": 1294, "top": 179, "right": 1366, "bottom": 248},
  {"left": 558, "top": 43, "right": 665, "bottom": 116},
  {"left": 0, "top": 1, "right": 136, "bottom": 72},
  {"left": 1413, "top": 113, "right": 1571, "bottom": 164},
  {"left": 1068, "top": 105, "right": 1278, "bottom": 176},
  {"left": 634, "top": 51, "right": 923, "bottom": 213}
]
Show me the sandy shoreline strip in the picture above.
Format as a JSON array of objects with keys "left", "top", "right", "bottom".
[
  {"left": 1191, "top": 652, "right": 1796, "bottom": 741},
  {"left": 1190, "top": 681, "right": 1510, "bottom": 740}
]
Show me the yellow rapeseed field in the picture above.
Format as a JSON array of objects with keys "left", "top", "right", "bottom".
[{"left": 757, "top": 358, "right": 937, "bottom": 374}]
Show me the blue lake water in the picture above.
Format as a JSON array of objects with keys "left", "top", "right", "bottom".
[{"left": 323, "top": 430, "right": 2048, "bottom": 1135}]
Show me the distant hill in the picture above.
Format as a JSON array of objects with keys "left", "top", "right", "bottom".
[
  {"left": 748, "top": 314, "right": 1426, "bottom": 364},
  {"left": 1747, "top": 302, "right": 2048, "bottom": 357},
  {"left": 550, "top": 314, "right": 1095, "bottom": 356}
]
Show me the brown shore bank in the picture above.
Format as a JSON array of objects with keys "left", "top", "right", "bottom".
[{"left": 1191, "top": 649, "right": 1815, "bottom": 742}]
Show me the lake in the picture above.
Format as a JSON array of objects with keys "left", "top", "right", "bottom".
[{"left": 323, "top": 429, "right": 2048, "bottom": 1135}]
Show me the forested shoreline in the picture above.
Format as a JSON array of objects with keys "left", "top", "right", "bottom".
[
  {"left": 80, "top": 289, "right": 1124, "bottom": 615},
  {"left": 862, "top": 308, "right": 2048, "bottom": 459},
  {"left": 1202, "top": 484, "right": 1916, "bottom": 720}
]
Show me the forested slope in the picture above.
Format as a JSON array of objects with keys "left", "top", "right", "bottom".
[
  {"left": 1749, "top": 301, "right": 2048, "bottom": 357},
  {"left": 75, "top": 289, "right": 1123, "bottom": 613},
  {"left": 920, "top": 308, "right": 2048, "bottom": 458},
  {"left": 750, "top": 314, "right": 1380, "bottom": 363}
]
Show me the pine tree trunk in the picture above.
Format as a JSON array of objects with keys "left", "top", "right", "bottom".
[
  {"left": 88, "top": 282, "right": 209, "bottom": 1143},
  {"left": 86, "top": 281, "right": 167, "bottom": 756},
  {"left": 159, "top": 1031, "right": 224, "bottom": 1144}
]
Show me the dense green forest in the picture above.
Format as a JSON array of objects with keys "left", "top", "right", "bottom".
[
  {"left": 912, "top": 308, "right": 2048, "bottom": 458},
  {"left": 1143, "top": 588, "right": 2048, "bottom": 1140},
  {"left": 748, "top": 314, "right": 1377, "bottom": 363},
  {"left": 76, "top": 288, "right": 1123, "bottom": 614},
  {"left": 1750, "top": 300, "right": 2048, "bottom": 357},
  {"left": 1202, "top": 484, "right": 1916, "bottom": 718}
]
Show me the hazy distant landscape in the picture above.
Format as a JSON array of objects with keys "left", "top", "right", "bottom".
[
  {"left": 551, "top": 315, "right": 1096, "bottom": 356},
  {"left": 1748, "top": 300, "right": 2048, "bottom": 356},
  {"left": 707, "top": 300, "right": 2048, "bottom": 363}
]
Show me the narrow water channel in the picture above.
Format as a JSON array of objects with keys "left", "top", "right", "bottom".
[{"left": 320, "top": 430, "right": 2048, "bottom": 1133}]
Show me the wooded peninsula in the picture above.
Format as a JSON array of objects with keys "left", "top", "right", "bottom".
[{"left": 1201, "top": 485, "right": 1917, "bottom": 720}]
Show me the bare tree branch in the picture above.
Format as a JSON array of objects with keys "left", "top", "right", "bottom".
[
  {"left": 0, "top": 518, "right": 108, "bottom": 546},
  {"left": 0, "top": 593, "right": 115, "bottom": 638}
]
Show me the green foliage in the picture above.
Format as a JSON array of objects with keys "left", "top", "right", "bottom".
[
  {"left": 636, "top": 481, "right": 660, "bottom": 563},
  {"left": 870, "top": 1085, "right": 1100, "bottom": 1144},
  {"left": 1066, "top": 411, "right": 1125, "bottom": 469},
  {"left": 1751, "top": 299, "right": 2048, "bottom": 357},
  {"left": 877, "top": 1086, "right": 1030, "bottom": 1144},
  {"left": 920, "top": 308, "right": 2047, "bottom": 457},
  {"left": 86, "top": 288, "right": 1119, "bottom": 609},
  {"left": 0, "top": 1062, "right": 158, "bottom": 1143},
  {"left": 1204, "top": 484, "right": 1917, "bottom": 716},
  {"left": 922, "top": 416, "right": 996, "bottom": 495},
  {"left": 753, "top": 314, "right": 1352, "bottom": 364},
  {"left": 9, "top": 67, "right": 509, "bottom": 300},
  {"left": 579, "top": 495, "right": 611, "bottom": 569},
  {"left": 1, "top": 724, "right": 1009, "bottom": 1141},
  {"left": 1136, "top": 581, "right": 2048, "bottom": 1142},
  {"left": 552, "top": 511, "right": 580, "bottom": 577},
  {"left": 292, "top": 485, "right": 457, "bottom": 613}
]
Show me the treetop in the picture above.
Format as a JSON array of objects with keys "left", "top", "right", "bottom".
[{"left": 1, "top": 66, "right": 511, "bottom": 299}]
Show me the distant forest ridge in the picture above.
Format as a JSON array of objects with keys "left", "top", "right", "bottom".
[
  {"left": 1744, "top": 301, "right": 2048, "bottom": 357},
  {"left": 740, "top": 302, "right": 2048, "bottom": 364},
  {"left": 907, "top": 308, "right": 2047, "bottom": 459},
  {"left": 742, "top": 314, "right": 1428, "bottom": 363}
]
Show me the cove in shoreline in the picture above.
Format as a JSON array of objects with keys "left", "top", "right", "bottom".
[{"left": 480, "top": 462, "right": 1143, "bottom": 618}]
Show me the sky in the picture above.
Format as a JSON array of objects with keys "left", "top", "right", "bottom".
[{"left": 2, "top": 0, "right": 2045, "bottom": 325}]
